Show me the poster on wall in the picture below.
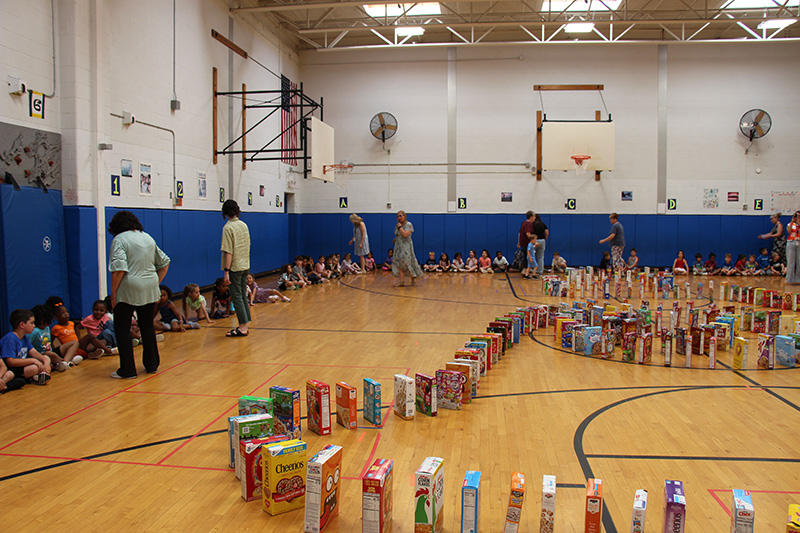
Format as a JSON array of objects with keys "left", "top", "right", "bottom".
[
  {"left": 198, "top": 172, "right": 207, "bottom": 199},
  {"left": 621, "top": 191, "right": 633, "bottom": 201},
  {"left": 770, "top": 191, "right": 800, "bottom": 214},
  {"left": 702, "top": 188, "right": 719, "bottom": 209},
  {"left": 139, "top": 162, "right": 152, "bottom": 196},
  {"left": 0, "top": 122, "right": 62, "bottom": 190},
  {"left": 121, "top": 159, "right": 132, "bottom": 177},
  {"left": 501, "top": 192, "right": 513, "bottom": 202}
]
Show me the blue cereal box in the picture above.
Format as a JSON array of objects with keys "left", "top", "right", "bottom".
[
  {"left": 776, "top": 335, "right": 797, "bottom": 368},
  {"left": 461, "top": 471, "right": 481, "bottom": 533},
  {"left": 363, "top": 378, "right": 382, "bottom": 425},
  {"left": 731, "top": 489, "right": 754, "bottom": 533},
  {"left": 584, "top": 326, "right": 602, "bottom": 356},
  {"left": 270, "top": 386, "right": 302, "bottom": 439}
]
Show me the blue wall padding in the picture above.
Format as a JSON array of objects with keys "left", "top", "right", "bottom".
[
  {"left": 0, "top": 185, "right": 69, "bottom": 334},
  {"left": 63, "top": 206, "right": 99, "bottom": 320}
]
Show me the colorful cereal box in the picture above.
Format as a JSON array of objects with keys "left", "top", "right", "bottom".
[
  {"left": 489, "top": 321, "right": 511, "bottom": 351},
  {"left": 663, "top": 332, "right": 673, "bottom": 367},
  {"left": 393, "top": 374, "right": 416, "bottom": 420},
  {"left": 465, "top": 339, "right": 490, "bottom": 373},
  {"left": 262, "top": 439, "right": 307, "bottom": 516},
  {"left": 561, "top": 320, "right": 578, "bottom": 348},
  {"left": 540, "top": 474, "right": 555, "bottom": 533},
  {"left": 234, "top": 414, "right": 275, "bottom": 479},
  {"left": 768, "top": 310, "right": 782, "bottom": 335},
  {"left": 363, "top": 378, "right": 382, "bottom": 426},
  {"left": 584, "top": 326, "right": 602, "bottom": 356},
  {"left": 238, "top": 395, "right": 274, "bottom": 416},
  {"left": 631, "top": 489, "right": 648, "bottom": 533},
  {"left": 573, "top": 324, "right": 587, "bottom": 353},
  {"left": 502, "top": 472, "right": 526, "bottom": 533},
  {"left": 787, "top": 504, "right": 800, "bottom": 532},
  {"left": 622, "top": 332, "right": 636, "bottom": 363},
  {"left": 733, "top": 337, "right": 749, "bottom": 369},
  {"left": 414, "top": 457, "right": 445, "bottom": 533},
  {"left": 757, "top": 334, "right": 775, "bottom": 369},
  {"left": 304, "top": 444, "right": 343, "bottom": 532},
  {"left": 776, "top": 335, "right": 797, "bottom": 368},
  {"left": 637, "top": 332, "right": 653, "bottom": 364},
  {"left": 306, "top": 380, "right": 331, "bottom": 436},
  {"left": 664, "top": 480, "right": 686, "bottom": 533},
  {"left": 362, "top": 459, "right": 393, "bottom": 533},
  {"left": 753, "top": 311, "right": 767, "bottom": 334},
  {"left": 585, "top": 478, "right": 603, "bottom": 533},
  {"left": 446, "top": 361, "right": 472, "bottom": 405},
  {"left": 454, "top": 358, "right": 480, "bottom": 397},
  {"left": 685, "top": 334, "right": 693, "bottom": 367},
  {"left": 708, "top": 331, "right": 717, "bottom": 369},
  {"left": 461, "top": 470, "right": 481, "bottom": 533},
  {"left": 675, "top": 327, "right": 687, "bottom": 355},
  {"left": 270, "top": 385, "right": 302, "bottom": 439},
  {"left": 690, "top": 326, "right": 705, "bottom": 355},
  {"left": 335, "top": 382, "right": 358, "bottom": 429},
  {"left": 781, "top": 316, "right": 795, "bottom": 335},
  {"left": 740, "top": 307, "right": 754, "bottom": 332},
  {"left": 436, "top": 369, "right": 463, "bottom": 410},
  {"left": 240, "top": 435, "right": 288, "bottom": 502},
  {"left": 601, "top": 329, "right": 615, "bottom": 359},
  {"left": 415, "top": 373, "right": 437, "bottom": 417},
  {"left": 731, "top": 489, "right": 754, "bottom": 533}
]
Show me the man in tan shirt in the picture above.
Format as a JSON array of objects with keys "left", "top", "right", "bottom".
[{"left": 221, "top": 200, "right": 251, "bottom": 337}]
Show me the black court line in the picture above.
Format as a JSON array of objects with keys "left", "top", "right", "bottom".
[
  {"left": 557, "top": 482, "right": 586, "bottom": 488},
  {"left": 585, "top": 454, "right": 800, "bottom": 463},
  {"left": 338, "top": 276, "right": 515, "bottom": 307},
  {"left": 208, "top": 325, "right": 476, "bottom": 336}
]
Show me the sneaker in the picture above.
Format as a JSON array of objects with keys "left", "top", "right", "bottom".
[
  {"left": 156, "top": 334, "right": 165, "bottom": 342},
  {"left": 110, "top": 371, "right": 137, "bottom": 379},
  {"left": 71, "top": 355, "right": 83, "bottom": 366},
  {"left": 1, "top": 377, "right": 26, "bottom": 393},
  {"left": 110, "top": 347, "right": 119, "bottom": 355},
  {"left": 55, "top": 361, "right": 69, "bottom": 372},
  {"left": 283, "top": 297, "right": 291, "bottom": 302},
  {"left": 132, "top": 338, "right": 141, "bottom": 347},
  {"left": 31, "top": 373, "right": 51, "bottom": 385},
  {"left": 188, "top": 321, "right": 200, "bottom": 329}
]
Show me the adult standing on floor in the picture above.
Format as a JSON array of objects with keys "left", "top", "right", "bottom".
[
  {"left": 392, "top": 210, "right": 423, "bottom": 287},
  {"left": 514, "top": 210, "right": 535, "bottom": 272},
  {"left": 348, "top": 213, "right": 370, "bottom": 273},
  {"left": 532, "top": 213, "right": 549, "bottom": 276},
  {"left": 758, "top": 213, "right": 786, "bottom": 263},
  {"left": 108, "top": 211, "right": 170, "bottom": 379},
  {"left": 599, "top": 212, "right": 625, "bottom": 273},
  {"left": 221, "top": 200, "right": 251, "bottom": 337},
  {"left": 786, "top": 211, "right": 800, "bottom": 284}
]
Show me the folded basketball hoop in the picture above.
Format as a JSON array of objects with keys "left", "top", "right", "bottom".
[{"left": 571, "top": 154, "right": 591, "bottom": 175}]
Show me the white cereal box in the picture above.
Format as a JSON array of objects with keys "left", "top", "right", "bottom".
[
  {"left": 540, "top": 474, "right": 555, "bottom": 533},
  {"left": 414, "top": 457, "right": 445, "bottom": 533},
  {"left": 630, "top": 489, "right": 648, "bottom": 533},
  {"left": 730, "top": 489, "right": 754, "bottom": 533},
  {"left": 454, "top": 358, "right": 480, "bottom": 396},
  {"left": 393, "top": 374, "right": 415, "bottom": 420}
]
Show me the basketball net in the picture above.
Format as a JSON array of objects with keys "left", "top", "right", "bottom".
[
  {"left": 328, "top": 160, "right": 353, "bottom": 190},
  {"left": 571, "top": 155, "right": 591, "bottom": 176}
]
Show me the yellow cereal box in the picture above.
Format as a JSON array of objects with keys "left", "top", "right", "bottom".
[
  {"left": 787, "top": 503, "right": 800, "bottom": 532},
  {"left": 263, "top": 439, "right": 307, "bottom": 516}
]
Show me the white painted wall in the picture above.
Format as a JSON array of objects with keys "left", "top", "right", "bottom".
[{"left": 299, "top": 41, "right": 800, "bottom": 215}]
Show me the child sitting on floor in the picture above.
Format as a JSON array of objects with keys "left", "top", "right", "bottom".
[
  {"left": 493, "top": 251, "right": 509, "bottom": 272},
  {"left": 743, "top": 254, "right": 758, "bottom": 275},
  {"left": 625, "top": 248, "right": 639, "bottom": 274},
  {"left": 692, "top": 253, "right": 705, "bottom": 275},
  {"left": 704, "top": 252, "right": 721, "bottom": 276},
  {"left": 672, "top": 250, "right": 689, "bottom": 275},
  {"left": 210, "top": 277, "right": 232, "bottom": 318},
  {"left": 365, "top": 252, "right": 376, "bottom": 271},
  {"left": 600, "top": 251, "right": 612, "bottom": 272},
  {"left": 769, "top": 251, "right": 786, "bottom": 276},
  {"left": 423, "top": 251, "right": 440, "bottom": 272},
  {"left": 341, "top": 253, "right": 362, "bottom": 275},
  {"left": 720, "top": 253, "right": 736, "bottom": 276},
  {"left": 734, "top": 254, "right": 747, "bottom": 275},
  {"left": 552, "top": 251, "right": 567, "bottom": 273},
  {"left": 451, "top": 252, "right": 465, "bottom": 272},
  {"left": 155, "top": 285, "right": 196, "bottom": 332},
  {"left": 278, "top": 264, "right": 304, "bottom": 291},
  {"left": 51, "top": 303, "right": 106, "bottom": 360},
  {"left": 381, "top": 249, "right": 394, "bottom": 271},
  {"left": 315, "top": 256, "right": 331, "bottom": 280},
  {"left": 247, "top": 273, "right": 290, "bottom": 304},
  {"left": 28, "top": 304, "right": 68, "bottom": 372},
  {"left": 81, "top": 300, "right": 117, "bottom": 352},
  {"left": 1, "top": 309, "right": 52, "bottom": 386},
  {"left": 755, "top": 247, "right": 771, "bottom": 275},
  {"left": 182, "top": 283, "right": 215, "bottom": 324},
  {"left": 438, "top": 253, "right": 451, "bottom": 272},
  {"left": 465, "top": 250, "right": 479, "bottom": 272},
  {"left": 478, "top": 249, "right": 493, "bottom": 273}
]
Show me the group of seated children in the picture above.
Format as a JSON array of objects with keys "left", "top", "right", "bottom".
[
  {"left": 423, "top": 250, "right": 514, "bottom": 274},
  {"left": 672, "top": 249, "right": 786, "bottom": 276},
  {"left": 599, "top": 248, "right": 640, "bottom": 274}
]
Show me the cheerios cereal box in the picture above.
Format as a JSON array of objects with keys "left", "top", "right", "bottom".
[
  {"left": 461, "top": 470, "right": 481, "bottom": 533},
  {"left": 240, "top": 434, "right": 288, "bottom": 502},
  {"left": 304, "top": 444, "right": 343, "bottom": 532},
  {"left": 585, "top": 478, "right": 603, "bottom": 533},
  {"left": 363, "top": 378, "right": 382, "bottom": 426},
  {"left": 414, "top": 457, "right": 444, "bottom": 533},
  {"left": 336, "top": 382, "right": 357, "bottom": 429},
  {"left": 270, "top": 385, "right": 302, "bottom": 439},
  {"left": 393, "top": 374, "right": 415, "bottom": 420},
  {"left": 733, "top": 337, "right": 749, "bottom": 369},
  {"left": 415, "top": 373, "right": 437, "bottom": 417},
  {"left": 306, "top": 380, "right": 331, "bottom": 436},
  {"left": 362, "top": 458, "right": 393, "bottom": 533},
  {"left": 503, "top": 472, "right": 527, "bottom": 533},
  {"left": 263, "top": 439, "right": 307, "bottom": 516},
  {"left": 540, "top": 474, "right": 555, "bottom": 533},
  {"left": 730, "top": 489, "right": 754, "bottom": 533},
  {"left": 238, "top": 395, "right": 274, "bottom": 417}
]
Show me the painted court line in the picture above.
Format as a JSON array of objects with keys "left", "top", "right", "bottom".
[
  {"left": 123, "top": 390, "right": 240, "bottom": 399},
  {"left": 708, "top": 488, "right": 800, "bottom": 517},
  {"left": 0, "top": 452, "right": 231, "bottom": 473}
]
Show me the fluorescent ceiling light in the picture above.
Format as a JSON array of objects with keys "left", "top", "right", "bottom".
[
  {"left": 541, "top": 0, "right": 622, "bottom": 12},
  {"left": 757, "top": 18, "right": 797, "bottom": 29},
  {"left": 364, "top": 3, "right": 441, "bottom": 17},
  {"left": 395, "top": 26, "right": 425, "bottom": 37},
  {"left": 564, "top": 22, "right": 595, "bottom": 32},
  {"left": 722, "top": 0, "right": 798, "bottom": 9}
]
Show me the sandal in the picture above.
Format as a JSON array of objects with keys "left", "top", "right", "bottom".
[{"left": 226, "top": 328, "right": 248, "bottom": 337}]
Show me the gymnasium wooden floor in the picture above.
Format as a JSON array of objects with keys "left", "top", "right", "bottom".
[{"left": 1, "top": 271, "right": 798, "bottom": 532}]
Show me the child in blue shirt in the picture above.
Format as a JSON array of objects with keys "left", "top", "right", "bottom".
[
  {"left": 755, "top": 247, "right": 771, "bottom": 274},
  {"left": 522, "top": 234, "right": 540, "bottom": 279},
  {"left": 1, "top": 309, "right": 52, "bottom": 386},
  {"left": 27, "top": 304, "right": 69, "bottom": 372}
]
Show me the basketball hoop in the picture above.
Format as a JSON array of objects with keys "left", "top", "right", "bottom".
[
  {"left": 571, "top": 155, "right": 591, "bottom": 176},
  {"left": 324, "top": 161, "right": 353, "bottom": 189}
]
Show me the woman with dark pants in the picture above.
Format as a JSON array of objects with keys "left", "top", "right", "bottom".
[
  {"left": 108, "top": 211, "right": 170, "bottom": 378},
  {"left": 221, "top": 200, "right": 252, "bottom": 337}
]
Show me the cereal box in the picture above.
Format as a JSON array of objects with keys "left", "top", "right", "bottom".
[
  {"left": 234, "top": 414, "right": 275, "bottom": 479},
  {"left": 393, "top": 374, "right": 416, "bottom": 420},
  {"left": 454, "top": 358, "right": 480, "bottom": 396},
  {"left": 685, "top": 334, "right": 693, "bottom": 367},
  {"left": 631, "top": 489, "right": 648, "bottom": 533},
  {"left": 496, "top": 316, "right": 518, "bottom": 345},
  {"left": 561, "top": 320, "right": 578, "bottom": 348},
  {"left": 456, "top": 350, "right": 484, "bottom": 384},
  {"left": 436, "top": 369, "right": 462, "bottom": 410},
  {"left": 304, "top": 444, "right": 343, "bottom": 532},
  {"left": 466, "top": 338, "right": 490, "bottom": 373},
  {"left": 601, "top": 329, "right": 615, "bottom": 359},
  {"left": 583, "top": 326, "right": 602, "bottom": 356},
  {"left": 664, "top": 480, "right": 686, "bottom": 533},
  {"left": 731, "top": 489, "right": 754, "bottom": 533},
  {"left": 502, "top": 472, "right": 526, "bottom": 533},
  {"left": 240, "top": 435, "right": 288, "bottom": 502},
  {"left": 585, "top": 478, "right": 603, "bottom": 533},
  {"left": 781, "top": 316, "right": 795, "bottom": 335},
  {"left": 573, "top": 324, "right": 587, "bottom": 352},
  {"left": 335, "top": 382, "right": 357, "bottom": 429},
  {"left": 414, "top": 457, "right": 445, "bottom": 533},
  {"left": 461, "top": 470, "right": 481, "bottom": 533},
  {"left": 733, "top": 337, "right": 749, "bottom": 369},
  {"left": 363, "top": 378, "right": 382, "bottom": 426},
  {"left": 756, "top": 334, "right": 775, "bottom": 369},
  {"left": 663, "top": 332, "right": 673, "bottom": 367},
  {"left": 690, "top": 326, "right": 705, "bottom": 355},
  {"left": 415, "top": 373, "right": 438, "bottom": 417},
  {"left": 740, "top": 307, "right": 754, "bottom": 332},
  {"left": 540, "top": 474, "right": 555, "bottom": 533},
  {"left": 768, "top": 310, "right": 782, "bottom": 335},
  {"left": 270, "top": 385, "right": 302, "bottom": 439},
  {"left": 262, "top": 439, "right": 307, "bottom": 516},
  {"left": 708, "top": 331, "right": 717, "bottom": 369},
  {"left": 637, "top": 332, "right": 653, "bottom": 364},
  {"left": 753, "top": 311, "right": 767, "bottom": 334},
  {"left": 306, "top": 380, "right": 331, "bottom": 436},
  {"left": 362, "top": 458, "right": 393, "bottom": 533},
  {"left": 238, "top": 395, "right": 274, "bottom": 416},
  {"left": 446, "top": 361, "right": 472, "bottom": 405},
  {"left": 622, "top": 332, "right": 636, "bottom": 363},
  {"left": 787, "top": 503, "right": 800, "bottom": 532},
  {"left": 776, "top": 335, "right": 797, "bottom": 368},
  {"left": 489, "top": 321, "right": 512, "bottom": 351}
]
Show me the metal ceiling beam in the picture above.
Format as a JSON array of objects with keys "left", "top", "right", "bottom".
[{"left": 233, "top": 0, "right": 499, "bottom": 14}]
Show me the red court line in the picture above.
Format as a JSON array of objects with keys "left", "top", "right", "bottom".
[
  {"left": 186, "top": 359, "right": 288, "bottom": 366},
  {"left": 357, "top": 433, "right": 382, "bottom": 479},
  {"left": 289, "top": 363, "right": 411, "bottom": 370},
  {"left": 122, "top": 390, "right": 240, "bottom": 399},
  {"left": 709, "top": 488, "right": 800, "bottom": 517},
  {"left": 155, "top": 363, "right": 290, "bottom": 466},
  {"left": 0, "top": 452, "right": 231, "bottom": 472}
]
